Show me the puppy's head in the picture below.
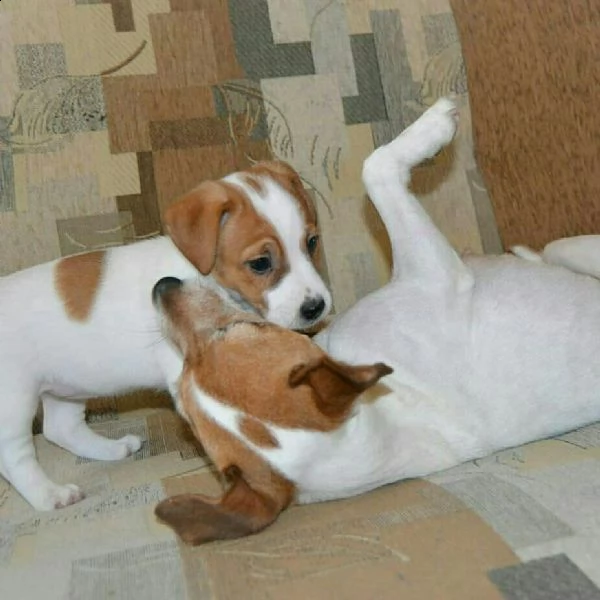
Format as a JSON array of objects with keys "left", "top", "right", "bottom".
[
  {"left": 163, "top": 161, "right": 332, "bottom": 330},
  {"left": 152, "top": 278, "right": 391, "bottom": 545}
]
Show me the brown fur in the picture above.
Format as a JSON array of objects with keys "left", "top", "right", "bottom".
[
  {"left": 192, "top": 321, "right": 389, "bottom": 432},
  {"left": 211, "top": 182, "right": 288, "bottom": 312},
  {"left": 239, "top": 415, "right": 280, "bottom": 448},
  {"left": 54, "top": 251, "right": 106, "bottom": 322},
  {"left": 152, "top": 256, "right": 392, "bottom": 546}
]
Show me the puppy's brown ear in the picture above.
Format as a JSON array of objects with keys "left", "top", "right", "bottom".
[
  {"left": 163, "top": 182, "right": 239, "bottom": 275},
  {"left": 289, "top": 356, "right": 392, "bottom": 418},
  {"left": 155, "top": 466, "right": 285, "bottom": 545}
]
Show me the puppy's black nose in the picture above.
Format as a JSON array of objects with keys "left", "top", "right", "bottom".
[
  {"left": 152, "top": 277, "right": 183, "bottom": 304},
  {"left": 300, "top": 296, "right": 326, "bottom": 322}
]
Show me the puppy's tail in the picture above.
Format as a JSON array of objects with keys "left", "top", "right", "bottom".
[{"left": 511, "top": 245, "right": 544, "bottom": 263}]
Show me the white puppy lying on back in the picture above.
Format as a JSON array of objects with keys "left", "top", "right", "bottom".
[
  {"left": 313, "top": 100, "right": 600, "bottom": 500},
  {"left": 152, "top": 98, "right": 600, "bottom": 545}
]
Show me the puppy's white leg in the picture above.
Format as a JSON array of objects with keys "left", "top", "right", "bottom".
[
  {"left": 42, "top": 396, "right": 142, "bottom": 461},
  {"left": 0, "top": 387, "right": 84, "bottom": 510},
  {"left": 362, "top": 98, "right": 471, "bottom": 288}
]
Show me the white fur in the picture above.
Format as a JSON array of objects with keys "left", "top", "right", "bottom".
[
  {"left": 0, "top": 178, "right": 329, "bottom": 511},
  {"left": 198, "top": 99, "right": 600, "bottom": 504}
]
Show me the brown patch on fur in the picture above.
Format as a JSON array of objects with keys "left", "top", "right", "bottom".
[
  {"left": 163, "top": 179, "right": 289, "bottom": 316},
  {"left": 192, "top": 323, "right": 349, "bottom": 431},
  {"left": 197, "top": 322, "right": 390, "bottom": 431},
  {"left": 211, "top": 182, "right": 288, "bottom": 312},
  {"left": 239, "top": 415, "right": 280, "bottom": 448},
  {"left": 55, "top": 251, "right": 106, "bottom": 322},
  {"left": 156, "top": 372, "right": 295, "bottom": 545}
]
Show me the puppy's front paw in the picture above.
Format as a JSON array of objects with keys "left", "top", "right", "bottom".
[{"left": 37, "top": 483, "right": 85, "bottom": 511}]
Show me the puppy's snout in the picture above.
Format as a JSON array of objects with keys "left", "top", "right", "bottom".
[
  {"left": 300, "top": 296, "right": 326, "bottom": 322},
  {"left": 152, "top": 277, "right": 183, "bottom": 305}
]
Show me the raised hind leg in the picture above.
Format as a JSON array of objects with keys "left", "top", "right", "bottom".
[{"left": 362, "top": 98, "right": 471, "bottom": 290}]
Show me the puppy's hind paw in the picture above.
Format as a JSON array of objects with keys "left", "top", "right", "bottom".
[
  {"left": 426, "top": 97, "right": 459, "bottom": 139},
  {"left": 415, "top": 97, "right": 458, "bottom": 153},
  {"left": 389, "top": 97, "right": 459, "bottom": 167}
]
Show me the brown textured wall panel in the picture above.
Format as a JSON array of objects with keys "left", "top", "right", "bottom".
[
  {"left": 170, "top": 0, "right": 243, "bottom": 80},
  {"left": 149, "top": 116, "right": 233, "bottom": 150},
  {"left": 153, "top": 145, "right": 238, "bottom": 212},
  {"left": 103, "top": 75, "right": 157, "bottom": 153},
  {"left": 117, "top": 152, "right": 162, "bottom": 237},
  {"left": 149, "top": 11, "right": 220, "bottom": 87},
  {"left": 143, "top": 86, "right": 217, "bottom": 121},
  {"left": 450, "top": 0, "right": 600, "bottom": 249}
]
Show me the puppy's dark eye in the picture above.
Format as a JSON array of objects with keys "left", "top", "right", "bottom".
[
  {"left": 246, "top": 255, "right": 272, "bottom": 274},
  {"left": 307, "top": 234, "right": 319, "bottom": 255}
]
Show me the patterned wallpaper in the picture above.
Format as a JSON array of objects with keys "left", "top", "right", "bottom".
[{"left": 0, "top": 0, "right": 500, "bottom": 313}]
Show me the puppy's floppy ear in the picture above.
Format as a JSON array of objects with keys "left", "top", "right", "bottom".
[
  {"left": 163, "top": 181, "right": 239, "bottom": 275},
  {"left": 155, "top": 466, "right": 284, "bottom": 545},
  {"left": 289, "top": 356, "right": 392, "bottom": 418}
]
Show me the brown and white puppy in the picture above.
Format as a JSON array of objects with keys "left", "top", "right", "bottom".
[
  {"left": 0, "top": 161, "right": 331, "bottom": 511},
  {"left": 151, "top": 278, "right": 389, "bottom": 544}
]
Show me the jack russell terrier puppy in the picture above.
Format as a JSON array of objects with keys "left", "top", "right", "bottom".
[
  {"left": 0, "top": 160, "right": 332, "bottom": 511},
  {"left": 152, "top": 98, "right": 600, "bottom": 546}
]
